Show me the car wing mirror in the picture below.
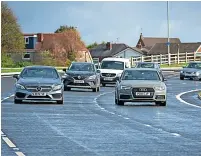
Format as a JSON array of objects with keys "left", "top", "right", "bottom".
[
  {"left": 13, "top": 74, "right": 19, "bottom": 80},
  {"left": 62, "top": 68, "right": 66, "bottom": 72},
  {"left": 97, "top": 70, "right": 101, "bottom": 73},
  {"left": 163, "top": 78, "right": 167, "bottom": 81}
]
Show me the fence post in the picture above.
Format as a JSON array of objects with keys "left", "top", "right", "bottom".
[
  {"left": 177, "top": 52, "right": 180, "bottom": 64},
  {"left": 151, "top": 55, "right": 153, "bottom": 62},
  {"left": 194, "top": 52, "right": 196, "bottom": 61},
  {"left": 168, "top": 53, "right": 171, "bottom": 65},
  {"left": 141, "top": 56, "right": 144, "bottom": 62},
  {"left": 185, "top": 52, "right": 188, "bottom": 63},
  {"left": 160, "top": 54, "right": 162, "bottom": 64}
]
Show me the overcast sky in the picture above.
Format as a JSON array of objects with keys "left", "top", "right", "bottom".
[{"left": 7, "top": 1, "right": 201, "bottom": 46}]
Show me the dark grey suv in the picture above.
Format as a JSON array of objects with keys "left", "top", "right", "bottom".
[
  {"left": 62, "top": 62, "right": 101, "bottom": 92},
  {"left": 13, "top": 66, "right": 64, "bottom": 104}
]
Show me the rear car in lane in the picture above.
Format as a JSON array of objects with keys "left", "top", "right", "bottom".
[
  {"left": 115, "top": 68, "right": 167, "bottom": 106},
  {"left": 180, "top": 62, "right": 201, "bottom": 80},
  {"left": 62, "top": 62, "right": 101, "bottom": 92},
  {"left": 134, "top": 62, "right": 164, "bottom": 80},
  {"left": 13, "top": 66, "right": 64, "bottom": 104}
]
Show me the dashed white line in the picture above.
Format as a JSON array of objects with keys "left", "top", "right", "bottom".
[
  {"left": 176, "top": 89, "right": 201, "bottom": 109},
  {"left": 2, "top": 137, "right": 16, "bottom": 148},
  {"left": 171, "top": 133, "right": 181, "bottom": 137},
  {"left": 144, "top": 124, "right": 152, "bottom": 127},
  {"left": 15, "top": 152, "right": 26, "bottom": 156},
  {"left": 124, "top": 117, "right": 130, "bottom": 120}
]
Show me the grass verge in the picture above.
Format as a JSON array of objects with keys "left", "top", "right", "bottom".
[{"left": 198, "top": 92, "right": 201, "bottom": 100}]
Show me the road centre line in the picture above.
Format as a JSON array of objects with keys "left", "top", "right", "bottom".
[{"left": 2, "top": 137, "right": 16, "bottom": 148}]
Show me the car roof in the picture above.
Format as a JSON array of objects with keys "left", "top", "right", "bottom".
[
  {"left": 136, "top": 62, "right": 157, "bottom": 64},
  {"left": 24, "top": 65, "right": 56, "bottom": 69},
  {"left": 71, "top": 62, "right": 93, "bottom": 65},
  {"left": 188, "top": 61, "right": 201, "bottom": 63},
  {"left": 102, "top": 57, "right": 130, "bottom": 62},
  {"left": 124, "top": 68, "right": 158, "bottom": 71}
]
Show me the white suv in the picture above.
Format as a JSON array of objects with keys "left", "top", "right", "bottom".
[{"left": 98, "top": 58, "right": 131, "bottom": 86}]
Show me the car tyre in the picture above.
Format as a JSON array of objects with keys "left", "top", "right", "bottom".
[
  {"left": 97, "top": 86, "right": 100, "bottom": 92},
  {"left": 57, "top": 98, "right": 63, "bottom": 104},
  {"left": 115, "top": 93, "right": 124, "bottom": 105},
  {"left": 14, "top": 99, "right": 22, "bottom": 104},
  {"left": 155, "top": 101, "right": 166, "bottom": 106},
  {"left": 64, "top": 86, "right": 71, "bottom": 91},
  {"left": 180, "top": 76, "right": 184, "bottom": 80},
  {"left": 102, "top": 83, "right": 106, "bottom": 87},
  {"left": 92, "top": 88, "right": 97, "bottom": 92}
]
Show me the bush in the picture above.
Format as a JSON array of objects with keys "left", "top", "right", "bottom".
[
  {"left": 1, "top": 53, "right": 14, "bottom": 67},
  {"left": 14, "top": 61, "right": 33, "bottom": 67}
]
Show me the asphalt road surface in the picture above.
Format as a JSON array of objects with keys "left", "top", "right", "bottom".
[{"left": 1, "top": 72, "right": 201, "bottom": 156}]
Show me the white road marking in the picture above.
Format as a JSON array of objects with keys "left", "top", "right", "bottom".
[
  {"left": 15, "top": 152, "right": 26, "bottom": 156},
  {"left": 2, "top": 137, "right": 16, "bottom": 148},
  {"left": 171, "top": 133, "right": 181, "bottom": 137},
  {"left": 1, "top": 131, "right": 4, "bottom": 135},
  {"left": 124, "top": 117, "right": 130, "bottom": 120},
  {"left": 13, "top": 148, "right": 20, "bottom": 150},
  {"left": 1, "top": 94, "right": 15, "bottom": 102},
  {"left": 176, "top": 89, "right": 201, "bottom": 109},
  {"left": 144, "top": 124, "right": 152, "bottom": 127},
  {"left": 182, "top": 83, "right": 186, "bottom": 85}
]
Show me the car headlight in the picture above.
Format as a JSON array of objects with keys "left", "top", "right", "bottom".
[
  {"left": 154, "top": 86, "right": 166, "bottom": 91},
  {"left": 120, "top": 85, "right": 131, "bottom": 90},
  {"left": 88, "top": 75, "right": 96, "bottom": 80},
  {"left": 180, "top": 71, "right": 184, "bottom": 73},
  {"left": 195, "top": 72, "right": 199, "bottom": 76},
  {"left": 53, "top": 84, "right": 62, "bottom": 91},
  {"left": 117, "top": 73, "right": 122, "bottom": 77},
  {"left": 15, "top": 84, "right": 25, "bottom": 90}
]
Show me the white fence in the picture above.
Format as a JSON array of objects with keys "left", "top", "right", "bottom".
[{"left": 131, "top": 52, "right": 201, "bottom": 65}]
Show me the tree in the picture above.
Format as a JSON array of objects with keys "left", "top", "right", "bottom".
[
  {"left": 55, "top": 25, "right": 76, "bottom": 33},
  {"left": 87, "top": 41, "right": 106, "bottom": 49},
  {"left": 1, "top": 2, "right": 25, "bottom": 53}
]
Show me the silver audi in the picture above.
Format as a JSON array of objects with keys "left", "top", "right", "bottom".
[
  {"left": 13, "top": 66, "right": 64, "bottom": 104},
  {"left": 115, "top": 68, "right": 167, "bottom": 106}
]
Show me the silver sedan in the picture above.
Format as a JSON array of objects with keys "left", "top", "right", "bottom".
[
  {"left": 13, "top": 66, "right": 64, "bottom": 104},
  {"left": 115, "top": 68, "right": 167, "bottom": 106}
]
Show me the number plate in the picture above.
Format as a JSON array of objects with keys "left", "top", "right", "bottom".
[
  {"left": 31, "top": 92, "right": 46, "bottom": 96},
  {"left": 104, "top": 77, "right": 113, "bottom": 81},
  {"left": 74, "top": 80, "right": 84, "bottom": 83},
  {"left": 136, "top": 92, "right": 151, "bottom": 96}
]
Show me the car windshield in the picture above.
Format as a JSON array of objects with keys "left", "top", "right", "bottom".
[
  {"left": 122, "top": 70, "right": 160, "bottom": 81},
  {"left": 21, "top": 68, "right": 59, "bottom": 78},
  {"left": 186, "top": 63, "right": 201, "bottom": 69},
  {"left": 101, "top": 61, "right": 124, "bottom": 70},
  {"left": 68, "top": 63, "right": 95, "bottom": 72},
  {"left": 136, "top": 63, "right": 155, "bottom": 68}
]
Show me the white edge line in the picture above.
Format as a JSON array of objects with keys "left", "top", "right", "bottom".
[
  {"left": 15, "top": 152, "right": 26, "bottom": 156},
  {"left": 1, "top": 94, "right": 15, "bottom": 102},
  {"left": 176, "top": 89, "right": 201, "bottom": 109},
  {"left": 2, "top": 137, "right": 16, "bottom": 148}
]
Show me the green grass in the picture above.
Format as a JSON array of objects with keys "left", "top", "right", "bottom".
[
  {"left": 160, "top": 63, "right": 187, "bottom": 68},
  {"left": 1, "top": 67, "right": 66, "bottom": 73},
  {"left": 198, "top": 92, "right": 201, "bottom": 100}
]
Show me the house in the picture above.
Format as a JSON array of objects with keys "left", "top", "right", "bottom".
[
  {"left": 148, "top": 43, "right": 201, "bottom": 55},
  {"left": 136, "top": 33, "right": 181, "bottom": 54},
  {"left": 89, "top": 42, "right": 144, "bottom": 62},
  {"left": 11, "top": 32, "right": 92, "bottom": 64}
]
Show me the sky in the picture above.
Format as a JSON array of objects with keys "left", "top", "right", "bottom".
[{"left": 7, "top": 1, "right": 201, "bottom": 46}]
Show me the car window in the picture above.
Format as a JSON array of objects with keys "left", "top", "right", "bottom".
[
  {"left": 68, "top": 63, "right": 95, "bottom": 72},
  {"left": 122, "top": 70, "right": 160, "bottom": 81},
  {"left": 21, "top": 68, "right": 59, "bottom": 78},
  {"left": 137, "top": 63, "right": 155, "bottom": 68},
  {"left": 187, "top": 63, "right": 201, "bottom": 69},
  {"left": 101, "top": 61, "right": 124, "bottom": 70}
]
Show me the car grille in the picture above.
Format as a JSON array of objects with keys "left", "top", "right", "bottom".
[
  {"left": 68, "top": 82, "right": 90, "bottom": 86},
  {"left": 132, "top": 87, "right": 154, "bottom": 98},
  {"left": 27, "top": 95, "right": 51, "bottom": 99},
  {"left": 73, "top": 76, "right": 86, "bottom": 80},
  {"left": 185, "top": 72, "right": 192, "bottom": 74},
  {"left": 101, "top": 73, "right": 116, "bottom": 77},
  {"left": 26, "top": 86, "right": 52, "bottom": 92}
]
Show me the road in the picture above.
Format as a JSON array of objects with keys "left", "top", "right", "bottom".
[{"left": 1, "top": 72, "right": 201, "bottom": 156}]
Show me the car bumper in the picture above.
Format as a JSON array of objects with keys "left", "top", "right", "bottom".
[
  {"left": 100, "top": 77, "right": 119, "bottom": 84},
  {"left": 180, "top": 73, "right": 200, "bottom": 79},
  {"left": 14, "top": 88, "right": 63, "bottom": 102},
  {"left": 64, "top": 79, "right": 98, "bottom": 89},
  {"left": 118, "top": 89, "right": 166, "bottom": 102}
]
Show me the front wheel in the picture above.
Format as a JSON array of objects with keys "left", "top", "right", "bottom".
[
  {"left": 155, "top": 101, "right": 166, "bottom": 106},
  {"left": 180, "top": 76, "right": 184, "bottom": 80},
  {"left": 92, "top": 88, "right": 98, "bottom": 92},
  {"left": 14, "top": 99, "right": 22, "bottom": 104},
  {"left": 57, "top": 98, "right": 63, "bottom": 104}
]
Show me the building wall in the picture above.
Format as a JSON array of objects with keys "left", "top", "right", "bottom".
[{"left": 114, "top": 48, "right": 143, "bottom": 59}]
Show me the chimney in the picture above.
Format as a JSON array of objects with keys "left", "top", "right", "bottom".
[
  {"left": 106, "top": 42, "right": 112, "bottom": 50},
  {"left": 140, "top": 33, "right": 143, "bottom": 40},
  {"left": 37, "top": 33, "right": 44, "bottom": 42}
]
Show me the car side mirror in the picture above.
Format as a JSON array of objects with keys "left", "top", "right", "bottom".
[
  {"left": 97, "top": 70, "right": 101, "bottom": 73},
  {"left": 13, "top": 74, "right": 19, "bottom": 80},
  {"left": 62, "top": 68, "right": 66, "bottom": 72},
  {"left": 163, "top": 78, "right": 167, "bottom": 81}
]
